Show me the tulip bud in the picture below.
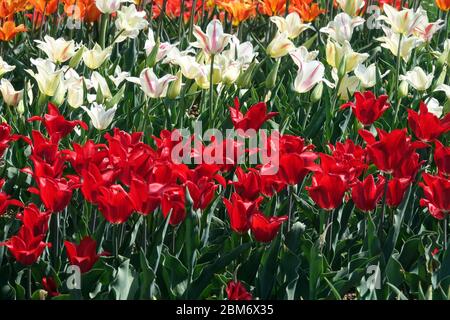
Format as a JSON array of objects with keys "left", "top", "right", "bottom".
[
  {"left": 167, "top": 71, "right": 182, "bottom": 99},
  {"left": 435, "top": 66, "right": 447, "bottom": 87},
  {"left": 236, "top": 61, "right": 257, "bottom": 89},
  {"left": 337, "top": 57, "right": 347, "bottom": 79},
  {"left": 69, "top": 46, "right": 85, "bottom": 69},
  {"left": 310, "top": 82, "right": 323, "bottom": 102},
  {"left": 146, "top": 39, "right": 159, "bottom": 68},
  {"left": 265, "top": 59, "right": 280, "bottom": 89},
  {"left": 398, "top": 80, "right": 409, "bottom": 98}
]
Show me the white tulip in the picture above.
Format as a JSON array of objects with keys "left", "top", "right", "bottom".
[
  {"left": 82, "top": 103, "right": 117, "bottom": 130},
  {"left": 378, "top": 4, "right": 426, "bottom": 36},
  {"left": 26, "top": 58, "right": 63, "bottom": 97},
  {"left": 0, "top": 79, "right": 23, "bottom": 107},
  {"left": 35, "top": 35, "right": 77, "bottom": 63},
  {"left": 270, "top": 12, "right": 312, "bottom": 40},
  {"left": 82, "top": 44, "right": 112, "bottom": 69},
  {"left": 132, "top": 68, "right": 177, "bottom": 98},
  {"left": 65, "top": 69, "right": 84, "bottom": 108},
  {"left": 144, "top": 29, "right": 176, "bottom": 62},
  {"left": 95, "top": 0, "right": 128, "bottom": 14},
  {"left": 267, "top": 32, "right": 295, "bottom": 59},
  {"left": 377, "top": 27, "right": 421, "bottom": 62},
  {"left": 326, "top": 39, "right": 369, "bottom": 73},
  {"left": 115, "top": 4, "right": 148, "bottom": 43},
  {"left": 289, "top": 46, "right": 319, "bottom": 67},
  {"left": 222, "top": 36, "right": 257, "bottom": 69},
  {"left": 320, "top": 13, "right": 365, "bottom": 44},
  {"left": 399, "top": 66, "right": 434, "bottom": 91},
  {"left": 293, "top": 60, "right": 326, "bottom": 94},
  {"left": 336, "top": 0, "right": 365, "bottom": 16},
  {"left": 192, "top": 19, "right": 232, "bottom": 55}
]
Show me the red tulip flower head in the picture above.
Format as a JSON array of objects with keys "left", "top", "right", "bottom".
[
  {"left": 64, "top": 236, "right": 104, "bottom": 273},
  {"left": 351, "top": 175, "right": 385, "bottom": 212},
  {"left": 28, "top": 103, "right": 88, "bottom": 141},
  {"left": 223, "top": 193, "right": 263, "bottom": 234},
  {"left": 249, "top": 213, "right": 288, "bottom": 242},
  {"left": 96, "top": 184, "right": 134, "bottom": 224},
  {"left": 407, "top": 102, "right": 450, "bottom": 142},
  {"left": 306, "top": 172, "right": 347, "bottom": 210},
  {"left": 226, "top": 281, "right": 253, "bottom": 300},
  {"left": 341, "top": 91, "right": 390, "bottom": 126},
  {"left": 0, "top": 226, "right": 51, "bottom": 265},
  {"left": 419, "top": 173, "right": 450, "bottom": 220},
  {"left": 229, "top": 98, "right": 278, "bottom": 133}
]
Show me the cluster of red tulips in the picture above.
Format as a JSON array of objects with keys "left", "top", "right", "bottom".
[{"left": 0, "top": 90, "right": 449, "bottom": 299}]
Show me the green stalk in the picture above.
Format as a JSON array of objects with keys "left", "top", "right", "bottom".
[
  {"left": 445, "top": 214, "right": 448, "bottom": 251},
  {"left": 393, "top": 34, "right": 403, "bottom": 127},
  {"left": 27, "top": 267, "right": 32, "bottom": 300},
  {"left": 99, "top": 14, "right": 109, "bottom": 49},
  {"left": 209, "top": 54, "right": 215, "bottom": 125}
]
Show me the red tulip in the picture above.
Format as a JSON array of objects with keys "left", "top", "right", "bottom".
[
  {"left": 419, "top": 173, "right": 450, "bottom": 220},
  {"left": 386, "top": 177, "right": 411, "bottom": 207},
  {"left": 407, "top": 102, "right": 450, "bottom": 142},
  {"left": 0, "top": 226, "right": 51, "bottom": 265},
  {"left": 435, "top": 140, "right": 450, "bottom": 176},
  {"left": 28, "top": 130, "right": 60, "bottom": 163},
  {"left": 186, "top": 178, "right": 218, "bottom": 211},
  {"left": 223, "top": 193, "right": 263, "bottom": 234},
  {"left": 229, "top": 97, "right": 278, "bottom": 133},
  {"left": 359, "top": 128, "right": 426, "bottom": 174},
  {"left": 81, "top": 163, "right": 116, "bottom": 203},
  {"left": 341, "top": 91, "right": 390, "bottom": 125},
  {"left": 328, "top": 139, "right": 367, "bottom": 183},
  {"left": 129, "top": 178, "right": 163, "bottom": 215},
  {"left": 161, "top": 185, "right": 186, "bottom": 225},
  {"left": 250, "top": 213, "right": 288, "bottom": 242},
  {"left": 29, "top": 177, "right": 76, "bottom": 212},
  {"left": 64, "top": 236, "right": 103, "bottom": 273},
  {"left": 232, "top": 167, "right": 261, "bottom": 201},
  {"left": 306, "top": 172, "right": 347, "bottom": 210},
  {"left": 63, "top": 140, "right": 109, "bottom": 175},
  {"left": 279, "top": 152, "right": 318, "bottom": 185},
  {"left": 226, "top": 281, "right": 252, "bottom": 300},
  {"left": 96, "top": 184, "right": 134, "bottom": 224},
  {"left": 28, "top": 103, "right": 88, "bottom": 140},
  {"left": 16, "top": 204, "right": 51, "bottom": 236},
  {"left": 351, "top": 175, "right": 385, "bottom": 212},
  {"left": 259, "top": 172, "right": 286, "bottom": 197},
  {"left": 42, "top": 277, "right": 60, "bottom": 297}
]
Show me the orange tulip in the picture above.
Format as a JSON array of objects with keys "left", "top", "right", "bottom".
[
  {"left": 218, "top": 0, "right": 256, "bottom": 26},
  {"left": 0, "top": 0, "right": 29, "bottom": 19},
  {"left": 436, "top": 0, "right": 450, "bottom": 11},
  {"left": 28, "top": 0, "right": 60, "bottom": 15},
  {"left": 290, "top": 0, "right": 324, "bottom": 22},
  {"left": 258, "top": 0, "right": 286, "bottom": 16},
  {"left": 0, "top": 20, "right": 26, "bottom": 41}
]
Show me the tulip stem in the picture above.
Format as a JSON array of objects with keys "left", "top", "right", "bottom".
[
  {"left": 393, "top": 34, "right": 403, "bottom": 127},
  {"left": 113, "top": 224, "right": 119, "bottom": 258},
  {"left": 99, "top": 14, "right": 108, "bottom": 49},
  {"left": 209, "top": 54, "right": 215, "bottom": 125},
  {"left": 379, "top": 175, "right": 389, "bottom": 232},
  {"left": 27, "top": 267, "right": 32, "bottom": 300},
  {"left": 445, "top": 215, "right": 448, "bottom": 251},
  {"left": 287, "top": 186, "right": 294, "bottom": 232}
]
